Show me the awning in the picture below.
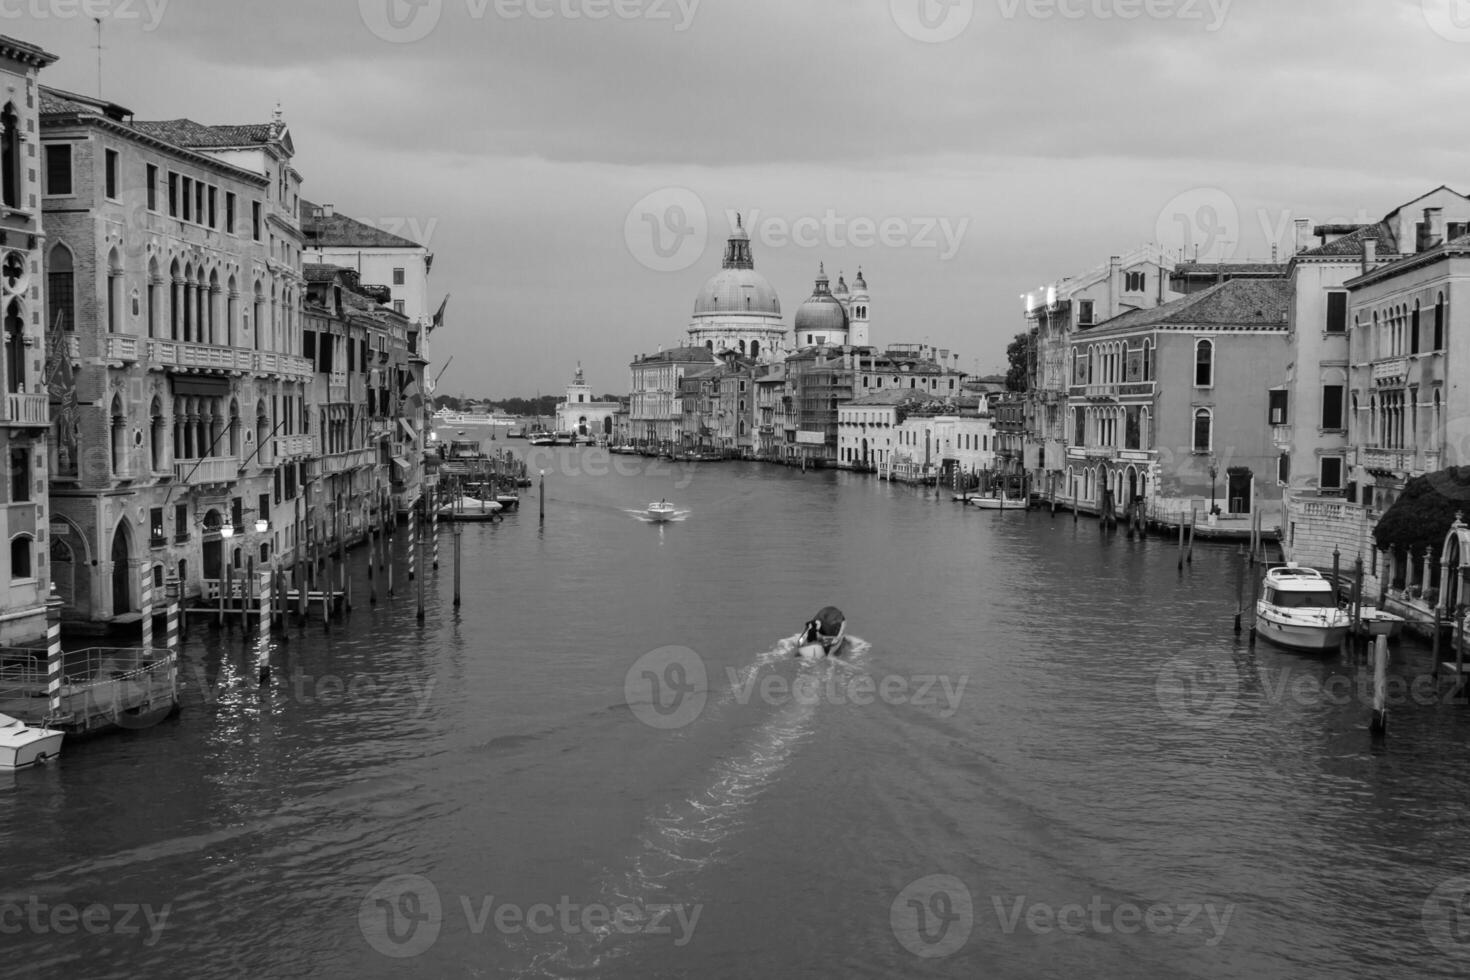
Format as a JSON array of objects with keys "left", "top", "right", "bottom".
[
  {"left": 391, "top": 455, "right": 410, "bottom": 474},
  {"left": 398, "top": 418, "right": 418, "bottom": 441}
]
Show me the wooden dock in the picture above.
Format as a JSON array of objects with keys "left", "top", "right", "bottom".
[{"left": 0, "top": 646, "right": 177, "bottom": 736}]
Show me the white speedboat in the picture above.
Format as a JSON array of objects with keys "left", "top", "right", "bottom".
[
  {"left": 1255, "top": 564, "right": 1351, "bottom": 652},
  {"left": 0, "top": 713, "right": 63, "bottom": 770},
  {"left": 647, "top": 500, "right": 677, "bottom": 522},
  {"left": 968, "top": 494, "right": 1025, "bottom": 510}
]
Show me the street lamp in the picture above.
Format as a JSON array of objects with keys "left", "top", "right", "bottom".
[{"left": 1209, "top": 461, "right": 1219, "bottom": 516}]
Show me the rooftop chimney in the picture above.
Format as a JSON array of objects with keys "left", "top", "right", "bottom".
[
  {"left": 1363, "top": 236, "right": 1377, "bottom": 273},
  {"left": 1108, "top": 255, "right": 1122, "bottom": 315},
  {"left": 1424, "top": 207, "right": 1445, "bottom": 251},
  {"left": 1294, "top": 218, "right": 1310, "bottom": 255},
  {"left": 323, "top": 204, "right": 334, "bottom": 218}
]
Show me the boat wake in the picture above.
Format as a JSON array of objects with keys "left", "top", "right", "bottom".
[
  {"left": 510, "top": 636, "right": 870, "bottom": 976},
  {"left": 624, "top": 508, "right": 691, "bottom": 523}
]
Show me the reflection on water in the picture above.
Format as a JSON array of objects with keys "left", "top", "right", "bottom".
[{"left": 5, "top": 447, "right": 1470, "bottom": 979}]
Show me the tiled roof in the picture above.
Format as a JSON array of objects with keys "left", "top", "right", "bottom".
[
  {"left": 1090, "top": 278, "right": 1290, "bottom": 335},
  {"left": 303, "top": 263, "right": 346, "bottom": 282},
  {"left": 1297, "top": 222, "right": 1398, "bottom": 257},
  {"left": 130, "top": 118, "right": 277, "bottom": 147},
  {"left": 847, "top": 390, "right": 933, "bottom": 407},
  {"left": 634, "top": 346, "right": 716, "bottom": 365},
  {"left": 1172, "top": 262, "right": 1286, "bottom": 278},
  {"left": 301, "top": 199, "right": 423, "bottom": 250},
  {"left": 38, "top": 85, "right": 129, "bottom": 119}
]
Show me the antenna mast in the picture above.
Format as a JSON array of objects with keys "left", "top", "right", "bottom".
[{"left": 94, "top": 18, "right": 102, "bottom": 97}]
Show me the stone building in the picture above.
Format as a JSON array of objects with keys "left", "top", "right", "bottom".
[
  {"left": 0, "top": 35, "right": 58, "bottom": 645},
  {"left": 41, "top": 88, "right": 309, "bottom": 620}
]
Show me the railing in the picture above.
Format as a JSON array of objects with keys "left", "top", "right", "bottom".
[
  {"left": 1372, "top": 358, "right": 1408, "bottom": 385},
  {"left": 1272, "top": 424, "right": 1293, "bottom": 448},
  {"left": 103, "top": 335, "right": 140, "bottom": 363},
  {"left": 150, "top": 340, "right": 253, "bottom": 373},
  {"left": 274, "top": 434, "right": 315, "bottom": 459},
  {"left": 253, "top": 351, "right": 314, "bottom": 379},
  {"left": 322, "top": 448, "right": 374, "bottom": 474},
  {"left": 174, "top": 456, "right": 240, "bottom": 485},
  {"left": 1301, "top": 500, "right": 1347, "bottom": 521},
  {"left": 0, "top": 646, "right": 175, "bottom": 731},
  {"left": 3, "top": 392, "right": 48, "bottom": 426},
  {"left": 1361, "top": 447, "right": 1408, "bottom": 472}
]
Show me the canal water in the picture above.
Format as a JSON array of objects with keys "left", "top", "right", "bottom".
[{"left": 5, "top": 441, "right": 1470, "bottom": 979}]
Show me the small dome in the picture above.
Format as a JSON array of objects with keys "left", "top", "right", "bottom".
[
  {"left": 793, "top": 263, "right": 849, "bottom": 335},
  {"left": 851, "top": 267, "right": 869, "bottom": 299},
  {"left": 833, "top": 272, "right": 850, "bottom": 300}
]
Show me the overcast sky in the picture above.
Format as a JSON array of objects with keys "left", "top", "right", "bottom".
[{"left": 17, "top": 0, "right": 1470, "bottom": 397}]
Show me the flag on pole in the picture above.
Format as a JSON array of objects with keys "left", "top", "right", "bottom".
[{"left": 430, "top": 295, "right": 449, "bottom": 332}]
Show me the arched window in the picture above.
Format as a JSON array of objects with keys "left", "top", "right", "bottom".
[
  {"left": 0, "top": 103, "right": 18, "bottom": 209},
  {"left": 208, "top": 269, "right": 220, "bottom": 345},
  {"left": 228, "top": 399, "right": 240, "bottom": 457},
  {"left": 146, "top": 257, "right": 159, "bottom": 338},
  {"left": 10, "top": 534, "right": 32, "bottom": 579},
  {"left": 150, "top": 397, "right": 165, "bottom": 472},
  {"left": 1193, "top": 408, "right": 1212, "bottom": 453},
  {"left": 739, "top": 339, "right": 747, "bottom": 356},
  {"left": 4, "top": 300, "right": 22, "bottom": 394},
  {"left": 252, "top": 281, "right": 265, "bottom": 350},
  {"left": 227, "top": 274, "right": 238, "bottom": 347},
  {"left": 107, "top": 248, "right": 123, "bottom": 333},
  {"left": 1194, "top": 338, "right": 1213, "bottom": 386},
  {"left": 1141, "top": 339, "right": 1153, "bottom": 382},
  {"left": 110, "top": 395, "right": 126, "bottom": 476},
  {"left": 1436, "top": 293, "right": 1446, "bottom": 351},
  {"left": 750, "top": 340, "right": 760, "bottom": 359},
  {"left": 48, "top": 244, "right": 75, "bottom": 333},
  {"left": 170, "top": 259, "right": 182, "bottom": 340}
]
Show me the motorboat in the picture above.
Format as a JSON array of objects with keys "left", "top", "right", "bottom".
[
  {"left": 968, "top": 493, "right": 1026, "bottom": 510},
  {"left": 529, "top": 433, "right": 557, "bottom": 447},
  {"left": 1354, "top": 606, "right": 1406, "bottom": 639},
  {"left": 647, "top": 500, "right": 677, "bottom": 522},
  {"left": 439, "top": 496, "right": 504, "bottom": 522},
  {"left": 1255, "top": 563, "right": 1351, "bottom": 652},
  {"left": 796, "top": 606, "right": 846, "bottom": 658},
  {"left": 494, "top": 492, "right": 520, "bottom": 510},
  {"left": 0, "top": 713, "right": 63, "bottom": 770}
]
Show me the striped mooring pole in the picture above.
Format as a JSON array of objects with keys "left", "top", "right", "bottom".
[
  {"left": 140, "top": 565, "right": 154, "bottom": 653},
  {"left": 46, "top": 589, "right": 64, "bottom": 722},
  {"left": 165, "top": 576, "right": 181, "bottom": 699},
  {"left": 257, "top": 567, "right": 273, "bottom": 685},
  {"left": 432, "top": 482, "right": 440, "bottom": 570},
  {"left": 408, "top": 497, "right": 417, "bottom": 582}
]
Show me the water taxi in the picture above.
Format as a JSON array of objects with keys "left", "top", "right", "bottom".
[
  {"left": 1255, "top": 563, "right": 1351, "bottom": 652},
  {"left": 647, "top": 500, "right": 677, "bottom": 522}
]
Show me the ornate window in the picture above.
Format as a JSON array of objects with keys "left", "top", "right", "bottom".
[
  {"left": 1194, "top": 339, "right": 1214, "bottom": 387},
  {"left": 1193, "top": 408, "right": 1212, "bottom": 453}
]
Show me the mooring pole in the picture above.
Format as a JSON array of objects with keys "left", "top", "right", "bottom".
[
  {"left": 140, "top": 565, "right": 154, "bottom": 653},
  {"left": 257, "top": 565, "right": 272, "bottom": 685},
  {"left": 432, "top": 481, "right": 440, "bottom": 570},
  {"left": 452, "top": 520, "right": 463, "bottom": 608},
  {"left": 1353, "top": 555, "right": 1365, "bottom": 655},
  {"left": 1370, "top": 632, "right": 1388, "bottom": 738},
  {"left": 165, "top": 576, "right": 181, "bottom": 700},
  {"left": 539, "top": 469, "right": 546, "bottom": 524},
  {"left": 417, "top": 520, "right": 426, "bottom": 624},
  {"left": 220, "top": 561, "right": 230, "bottom": 628},
  {"left": 45, "top": 589, "right": 64, "bottom": 723}
]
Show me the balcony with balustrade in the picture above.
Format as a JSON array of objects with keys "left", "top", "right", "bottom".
[
  {"left": 320, "top": 447, "right": 374, "bottom": 475},
  {"left": 2, "top": 392, "right": 48, "bottom": 428},
  {"left": 102, "top": 335, "right": 141, "bottom": 365},
  {"left": 149, "top": 340, "right": 252, "bottom": 374},
  {"left": 273, "top": 434, "right": 316, "bottom": 460},
  {"left": 1360, "top": 447, "right": 1409, "bottom": 473},
  {"left": 173, "top": 456, "right": 240, "bottom": 485},
  {"left": 1372, "top": 357, "right": 1408, "bottom": 386}
]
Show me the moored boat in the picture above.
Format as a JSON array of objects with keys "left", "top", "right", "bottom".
[
  {"left": 439, "top": 496, "right": 504, "bottom": 521},
  {"left": 1354, "top": 606, "right": 1406, "bottom": 638},
  {"left": 968, "top": 493, "right": 1025, "bottom": 510},
  {"left": 1255, "top": 563, "right": 1351, "bottom": 652},
  {"left": 0, "top": 713, "right": 63, "bottom": 770}
]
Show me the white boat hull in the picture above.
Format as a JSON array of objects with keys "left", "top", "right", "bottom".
[
  {"left": 1254, "top": 611, "right": 1350, "bottom": 652},
  {"left": 968, "top": 496, "right": 1024, "bottom": 510},
  {"left": 0, "top": 728, "right": 63, "bottom": 770}
]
